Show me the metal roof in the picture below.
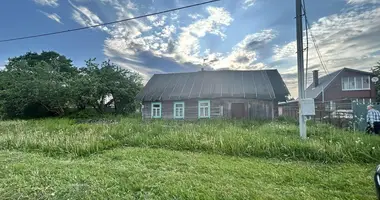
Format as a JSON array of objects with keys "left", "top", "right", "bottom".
[
  {"left": 305, "top": 69, "right": 342, "bottom": 99},
  {"left": 136, "top": 69, "right": 290, "bottom": 102}
]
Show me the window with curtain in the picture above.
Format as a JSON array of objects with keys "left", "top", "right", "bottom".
[{"left": 342, "top": 76, "right": 370, "bottom": 90}]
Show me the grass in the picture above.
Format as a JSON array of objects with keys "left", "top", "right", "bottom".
[
  {"left": 0, "top": 147, "right": 377, "bottom": 200},
  {"left": 0, "top": 117, "right": 379, "bottom": 199},
  {"left": 0, "top": 117, "right": 379, "bottom": 163}
]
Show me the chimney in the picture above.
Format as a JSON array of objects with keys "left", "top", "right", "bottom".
[{"left": 313, "top": 70, "right": 319, "bottom": 87}]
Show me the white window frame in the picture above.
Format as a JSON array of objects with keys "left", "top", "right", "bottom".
[
  {"left": 173, "top": 102, "right": 185, "bottom": 119},
  {"left": 341, "top": 76, "right": 370, "bottom": 91},
  {"left": 151, "top": 102, "right": 162, "bottom": 118},
  {"left": 198, "top": 100, "right": 211, "bottom": 118}
]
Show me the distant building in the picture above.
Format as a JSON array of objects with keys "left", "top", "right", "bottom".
[
  {"left": 278, "top": 67, "right": 376, "bottom": 116},
  {"left": 135, "top": 70, "right": 290, "bottom": 120},
  {"left": 305, "top": 68, "right": 376, "bottom": 104}
]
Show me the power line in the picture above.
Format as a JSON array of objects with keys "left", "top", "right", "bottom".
[
  {"left": 308, "top": 24, "right": 329, "bottom": 74},
  {"left": 301, "top": 1, "right": 329, "bottom": 75},
  {"left": 0, "top": 0, "right": 220, "bottom": 43}
]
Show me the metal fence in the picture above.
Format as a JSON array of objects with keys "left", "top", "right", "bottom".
[{"left": 279, "top": 100, "right": 379, "bottom": 131}]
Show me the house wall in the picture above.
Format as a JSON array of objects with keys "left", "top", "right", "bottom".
[
  {"left": 141, "top": 98, "right": 277, "bottom": 120},
  {"left": 319, "top": 70, "right": 376, "bottom": 102}
]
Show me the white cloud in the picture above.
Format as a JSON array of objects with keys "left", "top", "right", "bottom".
[
  {"left": 98, "top": 1, "right": 275, "bottom": 79},
  {"left": 188, "top": 13, "right": 203, "bottom": 19},
  {"left": 69, "top": 0, "right": 109, "bottom": 32},
  {"left": 237, "top": 29, "right": 277, "bottom": 50},
  {"left": 212, "top": 29, "right": 277, "bottom": 70},
  {"left": 147, "top": 15, "right": 167, "bottom": 27},
  {"left": 176, "top": 7, "right": 233, "bottom": 64},
  {"left": 170, "top": 11, "right": 179, "bottom": 21},
  {"left": 346, "top": 0, "right": 380, "bottom": 4},
  {"left": 33, "top": 0, "right": 59, "bottom": 7},
  {"left": 97, "top": 2, "right": 235, "bottom": 79},
  {"left": 273, "top": 6, "right": 380, "bottom": 97},
  {"left": 273, "top": 41, "right": 296, "bottom": 61},
  {"left": 157, "top": 25, "right": 176, "bottom": 38},
  {"left": 243, "top": 0, "right": 256, "bottom": 9},
  {"left": 38, "top": 10, "right": 63, "bottom": 24},
  {"left": 126, "top": 0, "right": 138, "bottom": 10}
]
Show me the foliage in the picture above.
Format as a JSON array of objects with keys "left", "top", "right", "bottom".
[
  {"left": 372, "top": 61, "right": 380, "bottom": 101},
  {"left": 0, "top": 52, "right": 142, "bottom": 119},
  {"left": 0, "top": 59, "right": 74, "bottom": 118},
  {"left": 72, "top": 59, "right": 143, "bottom": 114},
  {"left": 6, "top": 51, "right": 75, "bottom": 74}
]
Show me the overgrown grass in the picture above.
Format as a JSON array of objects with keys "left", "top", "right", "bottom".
[
  {"left": 0, "top": 117, "right": 379, "bottom": 163},
  {"left": 0, "top": 147, "right": 376, "bottom": 200}
]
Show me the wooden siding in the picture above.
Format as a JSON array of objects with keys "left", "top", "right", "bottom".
[{"left": 141, "top": 98, "right": 277, "bottom": 120}]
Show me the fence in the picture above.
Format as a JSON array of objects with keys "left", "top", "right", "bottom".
[{"left": 278, "top": 100, "right": 378, "bottom": 131}]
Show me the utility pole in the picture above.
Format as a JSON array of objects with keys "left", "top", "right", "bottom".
[{"left": 296, "top": 0, "right": 307, "bottom": 139}]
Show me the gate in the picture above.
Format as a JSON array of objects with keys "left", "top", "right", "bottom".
[{"left": 352, "top": 102, "right": 380, "bottom": 131}]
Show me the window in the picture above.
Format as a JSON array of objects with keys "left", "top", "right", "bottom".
[
  {"left": 342, "top": 76, "right": 370, "bottom": 90},
  {"left": 342, "top": 77, "right": 350, "bottom": 90},
  {"left": 198, "top": 100, "right": 210, "bottom": 118},
  {"left": 151, "top": 102, "right": 162, "bottom": 118},
  {"left": 363, "top": 76, "right": 370, "bottom": 89},
  {"left": 173, "top": 102, "right": 185, "bottom": 119}
]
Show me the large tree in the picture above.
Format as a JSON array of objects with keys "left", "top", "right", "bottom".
[
  {"left": 0, "top": 51, "right": 142, "bottom": 119},
  {"left": 72, "top": 59, "right": 143, "bottom": 114},
  {"left": 0, "top": 52, "right": 76, "bottom": 118},
  {"left": 6, "top": 51, "right": 75, "bottom": 74}
]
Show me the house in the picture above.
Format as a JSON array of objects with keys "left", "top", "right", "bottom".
[
  {"left": 278, "top": 67, "right": 376, "bottom": 117},
  {"left": 135, "top": 69, "right": 290, "bottom": 120},
  {"left": 305, "top": 68, "right": 376, "bottom": 104}
]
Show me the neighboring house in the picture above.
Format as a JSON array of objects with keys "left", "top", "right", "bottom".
[
  {"left": 278, "top": 68, "right": 376, "bottom": 117},
  {"left": 305, "top": 68, "right": 376, "bottom": 104},
  {"left": 135, "top": 69, "right": 290, "bottom": 120}
]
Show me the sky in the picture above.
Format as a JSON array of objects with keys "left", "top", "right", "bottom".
[{"left": 1, "top": 0, "right": 380, "bottom": 97}]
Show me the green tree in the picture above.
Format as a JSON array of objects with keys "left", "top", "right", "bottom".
[
  {"left": 0, "top": 51, "right": 77, "bottom": 118},
  {"left": 6, "top": 51, "right": 75, "bottom": 74},
  {"left": 0, "top": 52, "right": 142, "bottom": 119},
  {"left": 0, "top": 60, "right": 74, "bottom": 118},
  {"left": 373, "top": 61, "right": 380, "bottom": 102},
  {"left": 72, "top": 59, "right": 142, "bottom": 114}
]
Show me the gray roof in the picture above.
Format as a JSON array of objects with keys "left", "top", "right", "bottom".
[
  {"left": 136, "top": 69, "right": 290, "bottom": 102},
  {"left": 305, "top": 67, "right": 374, "bottom": 99}
]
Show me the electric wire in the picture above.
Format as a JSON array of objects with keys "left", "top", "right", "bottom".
[{"left": 0, "top": 0, "right": 220, "bottom": 43}]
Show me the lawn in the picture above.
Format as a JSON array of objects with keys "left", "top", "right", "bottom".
[{"left": 0, "top": 117, "right": 379, "bottom": 199}]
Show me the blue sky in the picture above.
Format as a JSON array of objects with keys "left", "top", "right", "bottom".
[{"left": 1, "top": 0, "right": 380, "bottom": 97}]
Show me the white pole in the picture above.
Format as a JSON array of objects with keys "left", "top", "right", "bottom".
[{"left": 296, "top": 0, "right": 307, "bottom": 139}]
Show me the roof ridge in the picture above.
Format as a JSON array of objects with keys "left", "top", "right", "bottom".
[{"left": 151, "top": 69, "right": 279, "bottom": 76}]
